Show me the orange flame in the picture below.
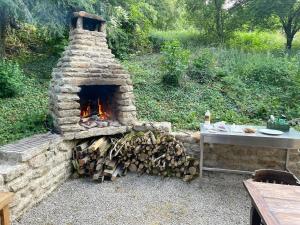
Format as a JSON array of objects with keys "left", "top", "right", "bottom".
[
  {"left": 81, "top": 103, "right": 91, "bottom": 118},
  {"left": 98, "top": 98, "right": 110, "bottom": 120},
  {"left": 80, "top": 98, "right": 112, "bottom": 120}
]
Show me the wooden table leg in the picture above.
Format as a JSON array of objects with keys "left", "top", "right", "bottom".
[
  {"left": 250, "top": 206, "right": 261, "bottom": 225},
  {"left": 0, "top": 205, "right": 10, "bottom": 225}
]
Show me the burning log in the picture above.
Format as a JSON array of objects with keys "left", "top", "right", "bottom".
[{"left": 72, "top": 131, "right": 199, "bottom": 182}]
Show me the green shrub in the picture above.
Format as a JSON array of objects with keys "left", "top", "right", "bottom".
[
  {"left": 242, "top": 59, "right": 294, "bottom": 86},
  {"left": 228, "top": 31, "right": 300, "bottom": 53},
  {"left": 188, "top": 49, "right": 217, "bottom": 83},
  {"left": 161, "top": 41, "right": 190, "bottom": 86},
  {"left": 149, "top": 29, "right": 204, "bottom": 51},
  {"left": 0, "top": 60, "right": 24, "bottom": 98},
  {"left": 228, "top": 31, "right": 284, "bottom": 52}
]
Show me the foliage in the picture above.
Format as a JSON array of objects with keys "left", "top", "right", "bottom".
[
  {"left": 161, "top": 41, "right": 190, "bottom": 86},
  {"left": 185, "top": 0, "right": 228, "bottom": 43},
  {"left": 123, "top": 49, "right": 300, "bottom": 131},
  {"left": 0, "top": 59, "right": 24, "bottom": 98},
  {"left": 105, "top": 1, "right": 180, "bottom": 57},
  {"left": 236, "top": 0, "right": 300, "bottom": 50},
  {"left": 0, "top": 74, "right": 48, "bottom": 145},
  {"left": 228, "top": 31, "right": 300, "bottom": 55},
  {"left": 149, "top": 29, "right": 204, "bottom": 51},
  {"left": 188, "top": 50, "right": 217, "bottom": 83}
]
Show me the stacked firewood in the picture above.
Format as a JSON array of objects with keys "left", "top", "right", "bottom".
[
  {"left": 72, "top": 137, "right": 124, "bottom": 182},
  {"left": 72, "top": 131, "right": 199, "bottom": 182}
]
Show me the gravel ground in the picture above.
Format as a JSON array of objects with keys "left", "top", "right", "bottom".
[{"left": 14, "top": 173, "right": 251, "bottom": 225}]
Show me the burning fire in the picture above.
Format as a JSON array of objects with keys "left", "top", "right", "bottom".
[
  {"left": 80, "top": 98, "right": 112, "bottom": 120},
  {"left": 98, "top": 98, "right": 109, "bottom": 120},
  {"left": 81, "top": 103, "right": 91, "bottom": 118}
]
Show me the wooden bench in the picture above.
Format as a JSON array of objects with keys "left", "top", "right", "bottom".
[{"left": 0, "top": 193, "right": 14, "bottom": 225}]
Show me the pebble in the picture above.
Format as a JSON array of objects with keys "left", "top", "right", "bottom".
[{"left": 14, "top": 173, "right": 251, "bottom": 225}]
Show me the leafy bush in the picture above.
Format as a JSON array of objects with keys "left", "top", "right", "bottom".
[
  {"left": 242, "top": 58, "right": 295, "bottom": 86},
  {"left": 228, "top": 31, "right": 284, "bottom": 52},
  {"left": 228, "top": 31, "right": 300, "bottom": 53},
  {"left": 0, "top": 60, "right": 24, "bottom": 98},
  {"left": 161, "top": 41, "right": 190, "bottom": 86},
  {"left": 149, "top": 29, "right": 204, "bottom": 51},
  {"left": 188, "top": 49, "right": 216, "bottom": 83}
]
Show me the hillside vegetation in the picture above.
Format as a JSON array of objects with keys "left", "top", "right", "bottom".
[{"left": 1, "top": 0, "right": 300, "bottom": 145}]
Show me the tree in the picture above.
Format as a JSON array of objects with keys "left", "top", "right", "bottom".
[
  {"left": 235, "top": 0, "right": 300, "bottom": 51},
  {"left": 185, "top": 0, "right": 227, "bottom": 43},
  {"left": 0, "top": 0, "right": 97, "bottom": 58}
]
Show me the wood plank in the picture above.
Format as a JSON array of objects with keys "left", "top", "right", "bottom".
[
  {"left": 0, "top": 193, "right": 14, "bottom": 210},
  {"left": 244, "top": 180, "right": 300, "bottom": 225},
  {"left": 244, "top": 180, "right": 281, "bottom": 225},
  {"left": 273, "top": 212, "right": 300, "bottom": 225},
  {"left": 0, "top": 205, "right": 10, "bottom": 225}
]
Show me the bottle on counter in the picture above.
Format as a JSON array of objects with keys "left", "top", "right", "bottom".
[{"left": 204, "top": 110, "right": 211, "bottom": 125}]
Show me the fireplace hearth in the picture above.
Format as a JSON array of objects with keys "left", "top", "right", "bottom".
[
  {"left": 79, "top": 85, "right": 121, "bottom": 129},
  {"left": 49, "top": 11, "right": 136, "bottom": 140}
]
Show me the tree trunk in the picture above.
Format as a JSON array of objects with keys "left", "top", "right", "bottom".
[
  {"left": 286, "top": 34, "right": 294, "bottom": 51},
  {"left": 282, "top": 18, "right": 295, "bottom": 54},
  {"left": 0, "top": 6, "right": 8, "bottom": 58},
  {"left": 214, "top": 0, "right": 224, "bottom": 43}
]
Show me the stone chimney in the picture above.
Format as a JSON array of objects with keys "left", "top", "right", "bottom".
[{"left": 49, "top": 11, "right": 136, "bottom": 140}]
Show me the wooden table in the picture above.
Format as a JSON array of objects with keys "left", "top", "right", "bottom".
[
  {"left": 0, "top": 192, "right": 14, "bottom": 225},
  {"left": 199, "top": 124, "right": 300, "bottom": 178},
  {"left": 244, "top": 179, "right": 300, "bottom": 225}
]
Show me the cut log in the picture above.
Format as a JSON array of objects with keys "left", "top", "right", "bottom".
[
  {"left": 88, "top": 137, "right": 108, "bottom": 152},
  {"left": 76, "top": 141, "right": 90, "bottom": 151},
  {"left": 129, "top": 164, "right": 137, "bottom": 172}
]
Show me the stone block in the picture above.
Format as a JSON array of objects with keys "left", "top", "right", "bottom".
[
  {"left": 31, "top": 166, "right": 49, "bottom": 179},
  {"left": 61, "top": 124, "right": 85, "bottom": 132},
  {"left": 56, "top": 94, "right": 79, "bottom": 102},
  {"left": 7, "top": 174, "right": 29, "bottom": 192},
  {"left": 117, "top": 92, "right": 134, "bottom": 100},
  {"left": 118, "top": 105, "right": 136, "bottom": 112},
  {"left": 133, "top": 121, "right": 172, "bottom": 133},
  {"left": 56, "top": 109, "right": 81, "bottom": 118},
  {"left": 0, "top": 133, "right": 59, "bottom": 162},
  {"left": 171, "top": 131, "right": 200, "bottom": 144},
  {"left": 0, "top": 174, "right": 4, "bottom": 186},
  {"left": 74, "top": 126, "right": 130, "bottom": 139},
  {"left": 116, "top": 99, "right": 135, "bottom": 106},
  {"left": 63, "top": 133, "right": 75, "bottom": 140},
  {"left": 62, "top": 77, "right": 127, "bottom": 86},
  {"left": 54, "top": 85, "right": 81, "bottom": 93},
  {"left": 119, "top": 85, "right": 133, "bottom": 92},
  {"left": 59, "top": 140, "right": 77, "bottom": 152},
  {"left": 29, "top": 154, "right": 47, "bottom": 169},
  {"left": 55, "top": 102, "right": 80, "bottom": 110},
  {"left": 11, "top": 194, "right": 32, "bottom": 218},
  {"left": 0, "top": 163, "right": 29, "bottom": 182}
]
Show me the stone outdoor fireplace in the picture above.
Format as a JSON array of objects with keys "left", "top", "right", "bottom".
[{"left": 49, "top": 11, "right": 137, "bottom": 140}]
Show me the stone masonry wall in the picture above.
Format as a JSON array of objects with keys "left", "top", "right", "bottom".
[
  {"left": 0, "top": 133, "right": 77, "bottom": 220},
  {"left": 49, "top": 28, "right": 137, "bottom": 140},
  {"left": 173, "top": 131, "right": 300, "bottom": 178}
]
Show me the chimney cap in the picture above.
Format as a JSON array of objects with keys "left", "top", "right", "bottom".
[{"left": 73, "top": 11, "right": 106, "bottom": 23}]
